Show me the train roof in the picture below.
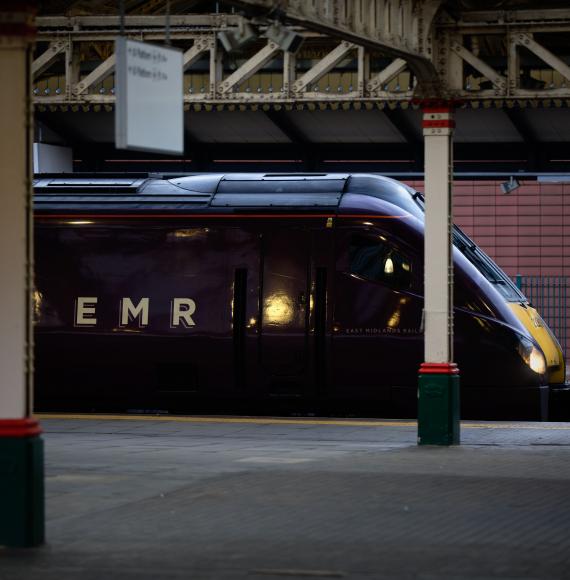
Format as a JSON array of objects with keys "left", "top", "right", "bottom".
[{"left": 33, "top": 173, "right": 423, "bottom": 216}]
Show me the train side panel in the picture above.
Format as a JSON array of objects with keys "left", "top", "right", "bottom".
[{"left": 34, "top": 220, "right": 259, "bottom": 411}]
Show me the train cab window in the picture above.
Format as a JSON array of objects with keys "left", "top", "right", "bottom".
[{"left": 349, "top": 234, "right": 413, "bottom": 290}]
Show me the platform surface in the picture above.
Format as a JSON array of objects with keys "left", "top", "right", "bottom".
[{"left": 1, "top": 415, "right": 570, "bottom": 579}]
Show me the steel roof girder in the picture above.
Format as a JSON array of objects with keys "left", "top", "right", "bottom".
[
  {"left": 218, "top": 42, "right": 281, "bottom": 95},
  {"left": 183, "top": 36, "right": 214, "bottom": 71},
  {"left": 36, "top": 14, "right": 243, "bottom": 30},
  {"left": 74, "top": 54, "right": 116, "bottom": 95},
  {"left": 515, "top": 33, "right": 570, "bottom": 84},
  {"left": 233, "top": 0, "right": 441, "bottom": 81},
  {"left": 367, "top": 58, "right": 407, "bottom": 93},
  {"left": 32, "top": 40, "right": 67, "bottom": 79},
  {"left": 292, "top": 41, "right": 357, "bottom": 94},
  {"left": 450, "top": 8, "right": 570, "bottom": 26},
  {"left": 450, "top": 42, "right": 507, "bottom": 94}
]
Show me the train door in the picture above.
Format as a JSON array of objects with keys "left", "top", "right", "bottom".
[
  {"left": 259, "top": 227, "right": 312, "bottom": 397},
  {"left": 330, "top": 224, "right": 424, "bottom": 404}
]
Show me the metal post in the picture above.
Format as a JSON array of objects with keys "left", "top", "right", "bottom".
[
  {"left": 418, "top": 102, "right": 460, "bottom": 446},
  {"left": 0, "top": 2, "right": 44, "bottom": 547}
]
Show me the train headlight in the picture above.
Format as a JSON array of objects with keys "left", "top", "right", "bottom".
[
  {"left": 518, "top": 338, "right": 546, "bottom": 375},
  {"left": 529, "top": 347, "right": 547, "bottom": 374}
]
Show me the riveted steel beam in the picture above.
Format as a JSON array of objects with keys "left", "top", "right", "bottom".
[
  {"left": 32, "top": 41, "right": 67, "bottom": 78},
  {"left": 219, "top": 42, "right": 281, "bottom": 94},
  {"left": 451, "top": 8, "right": 570, "bottom": 26},
  {"left": 183, "top": 36, "right": 213, "bottom": 71},
  {"left": 450, "top": 42, "right": 507, "bottom": 93},
  {"left": 367, "top": 58, "right": 407, "bottom": 92},
  {"left": 514, "top": 33, "right": 570, "bottom": 84},
  {"left": 74, "top": 54, "right": 116, "bottom": 95},
  {"left": 232, "top": 0, "right": 442, "bottom": 88},
  {"left": 32, "top": 8, "right": 570, "bottom": 105},
  {"left": 293, "top": 41, "right": 356, "bottom": 93},
  {"left": 36, "top": 14, "right": 243, "bottom": 29}
]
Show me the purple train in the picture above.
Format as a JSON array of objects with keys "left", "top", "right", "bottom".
[{"left": 33, "top": 173, "right": 567, "bottom": 419}]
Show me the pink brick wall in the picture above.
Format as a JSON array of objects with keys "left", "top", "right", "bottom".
[{"left": 404, "top": 180, "right": 567, "bottom": 278}]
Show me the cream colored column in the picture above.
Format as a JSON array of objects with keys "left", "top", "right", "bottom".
[
  {"left": 422, "top": 106, "right": 455, "bottom": 363},
  {"left": 0, "top": 8, "right": 34, "bottom": 419}
]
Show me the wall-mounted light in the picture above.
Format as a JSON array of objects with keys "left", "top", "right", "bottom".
[
  {"left": 500, "top": 176, "right": 520, "bottom": 194},
  {"left": 265, "top": 21, "right": 304, "bottom": 54},
  {"left": 218, "top": 21, "right": 258, "bottom": 52}
]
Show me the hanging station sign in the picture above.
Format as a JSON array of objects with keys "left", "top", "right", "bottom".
[{"left": 115, "top": 37, "right": 183, "bottom": 154}]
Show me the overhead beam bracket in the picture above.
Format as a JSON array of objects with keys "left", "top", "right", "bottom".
[{"left": 183, "top": 37, "right": 214, "bottom": 71}]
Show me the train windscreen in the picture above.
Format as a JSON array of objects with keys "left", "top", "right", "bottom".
[
  {"left": 452, "top": 227, "right": 526, "bottom": 302},
  {"left": 409, "top": 190, "right": 526, "bottom": 303}
]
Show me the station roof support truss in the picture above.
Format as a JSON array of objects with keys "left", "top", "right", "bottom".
[{"left": 32, "top": 8, "right": 570, "bottom": 108}]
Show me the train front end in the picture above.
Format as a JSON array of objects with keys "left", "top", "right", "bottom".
[
  {"left": 507, "top": 301, "right": 568, "bottom": 419},
  {"left": 452, "top": 225, "right": 568, "bottom": 420}
]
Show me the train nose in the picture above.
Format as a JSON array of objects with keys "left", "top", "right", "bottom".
[{"left": 508, "top": 303, "right": 565, "bottom": 384}]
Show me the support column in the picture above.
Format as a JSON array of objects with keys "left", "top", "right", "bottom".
[
  {"left": 0, "top": 3, "right": 44, "bottom": 547},
  {"left": 418, "top": 103, "right": 460, "bottom": 446}
]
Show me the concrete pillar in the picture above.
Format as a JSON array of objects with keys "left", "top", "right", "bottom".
[
  {"left": 423, "top": 105, "right": 454, "bottom": 363},
  {"left": 0, "top": 2, "right": 44, "bottom": 547},
  {"left": 417, "top": 103, "right": 460, "bottom": 446}
]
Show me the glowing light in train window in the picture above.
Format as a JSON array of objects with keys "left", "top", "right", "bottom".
[
  {"left": 384, "top": 257, "right": 394, "bottom": 274},
  {"left": 379, "top": 235, "right": 387, "bottom": 241},
  {"left": 247, "top": 317, "right": 257, "bottom": 328},
  {"left": 33, "top": 290, "right": 43, "bottom": 320},
  {"left": 402, "top": 262, "right": 410, "bottom": 272},
  {"left": 67, "top": 220, "right": 94, "bottom": 225},
  {"left": 264, "top": 293, "right": 294, "bottom": 325},
  {"left": 170, "top": 228, "right": 207, "bottom": 239},
  {"left": 387, "top": 310, "right": 401, "bottom": 328},
  {"left": 363, "top": 221, "right": 374, "bottom": 226}
]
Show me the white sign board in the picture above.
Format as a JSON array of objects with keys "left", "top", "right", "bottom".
[{"left": 115, "top": 37, "right": 183, "bottom": 154}]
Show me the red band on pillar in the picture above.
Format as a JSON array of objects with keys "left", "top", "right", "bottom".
[
  {"left": 422, "top": 119, "right": 456, "bottom": 129},
  {"left": 0, "top": 418, "right": 42, "bottom": 438},
  {"left": 419, "top": 363, "right": 459, "bottom": 375}
]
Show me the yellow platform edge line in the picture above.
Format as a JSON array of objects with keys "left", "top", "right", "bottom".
[
  {"left": 35, "top": 413, "right": 415, "bottom": 428},
  {"left": 34, "top": 413, "right": 570, "bottom": 430}
]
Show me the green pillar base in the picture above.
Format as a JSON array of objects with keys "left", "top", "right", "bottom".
[
  {"left": 418, "top": 363, "right": 460, "bottom": 446},
  {"left": 0, "top": 419, "right": 44, "bottom": 547}
]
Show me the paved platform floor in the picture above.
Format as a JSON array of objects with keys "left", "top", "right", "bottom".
[{"left": 1, "top": 415, "right": 570, "bottom": 579}]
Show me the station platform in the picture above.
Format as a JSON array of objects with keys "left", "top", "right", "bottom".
[{"left": 1, "top": 414, "right": 570, "bottom": 579}]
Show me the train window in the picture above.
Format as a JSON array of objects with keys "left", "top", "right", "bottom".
[{"left": 349, "top": 234, "right": 413, "bottom": 289}]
